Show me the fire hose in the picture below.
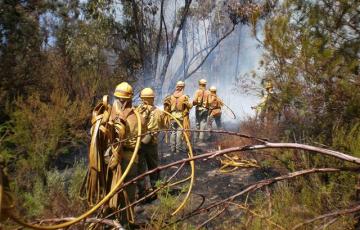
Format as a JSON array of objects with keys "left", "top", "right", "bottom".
[
  {"left": 219, "top": 154, "right": 259, "bottom": 173},
  {"left": 6, "top": 110, "right": 195, "bottom": 229},
  {"left": 97, "top": 110, "right": 195, "bottom": 217},
  {"left": 7, "top": 110, "right": 142, "bottom": 229},
  {"left": 222, "top": 103, "right": 236, "bottom": 120},
  {"left": 160, "top": 110, "right": 195, "bottom": 215}
]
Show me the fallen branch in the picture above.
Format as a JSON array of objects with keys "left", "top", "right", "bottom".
[
  {"left": 111, "top": 128, "right": 268, "bottom": 146},
  {"left": 168, "top": 167, "right": 360, "bottom": 226},
  {"left": 10, "top": 136, "right": 360, "bottom": 229},
  {"left": 227, "top": 201, "right": 285, "bottom": 230},
  {"left": 205, "top": 168, "right": 360, "bottom": 212},
  {"left": 16, "top": 217, "right": 124, "bottom": 230},
  {"left": 101, "top": 162, "right": 187, "bottom": 221},
  {"left": 196, "top": 203, "right": 230, "bottom": 230},
  {"left": 107, "top": 140, "right": 360, "bottom": 195},
  {"left": 243, "top": 143, "right": 360, "bottom": 165},
  {"left": 320, "top": 217, "right": 338, "bottom": 229},
  {"left": 292, "top": 203, "right": 360, "bottom": 230}
]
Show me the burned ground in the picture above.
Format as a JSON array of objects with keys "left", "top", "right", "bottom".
[{"left": 136, "top": 123, "right": 283, "bottom": 229}]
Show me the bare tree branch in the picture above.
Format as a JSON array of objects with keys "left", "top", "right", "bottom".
[
  {"left": 196, "top": 204, "right": 229, "bottom": 230},
  {"left": 184, "top": 25, "right": 236, "bottom": 80},
  {"left": 153, "top": 0, "right": 165, "bottom": 78},
  {"left": 162, "top": 5, "right": 169, "bottom": 55},
  {"left": 227, "top": 201, "right": 285, "bottom": 230},
  {"left": 242, "top": 142, "right": 360, "bottom": 165},
  {"left": 101, "top": 162, "right": 187, "bottom": 221},
  {"left": 292, "top": 203, "right": 360, "bottom": 230},
  {"left": 155, "top": 0, "right": 192, "bottom": 96},
  {"left": 11, "top": 127, "right": 360, "bottom": 229},
  {"left": 111, "top": 128, "right": 268, "bottom": 146},
  {"left": 15, "top": 217, "right": 124, "bottom": 230},
  {"left": 169, "top": 167, "right": 360, "bottom": 227}
]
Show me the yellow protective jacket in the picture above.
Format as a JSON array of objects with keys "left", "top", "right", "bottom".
[
  {"left": 136, "top": 103, "right": 165, "bottom": 145},
  {"left": 192, "top": 88, "right": 210, "bottom": 109},
  {"left": 108, "top": 100, "right": 145, "bottom": 210},
  {"left": 164, "top": 90, "right": 192, "bottom": 137},
  {"left": 164, "top": 90, "right": 192, "bottom": 120},
  {"left": 208, "top": 94, "right": 223, "bottom": 117},
  {"left": 110, "top": 100, "right": 146, "bottom": 154}
]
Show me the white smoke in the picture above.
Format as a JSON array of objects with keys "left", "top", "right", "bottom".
[{"left": 166, "top": 22, "right": 264, "bottom": 123}]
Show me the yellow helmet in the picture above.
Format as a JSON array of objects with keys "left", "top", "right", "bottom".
[
  {"left": 199, "top": 79, "right": 207, "bottom": 85},
  {"left": 265, "top": 81, "right": 273, "bottom": 89},
  {"left": 209, "top": 86, "right": 217, "bottom": 92},
  {"left": 140, "top": 87, "right": 155, "bottom": 98},
  {"left": 114, "top": 82, "right": 133, "bottom": 99},
  {"left": 176, "top": 81, "right": 185, "bottom": 87}
]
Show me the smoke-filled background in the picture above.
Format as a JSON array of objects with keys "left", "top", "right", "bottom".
[
  {"left": 118, "top": 1, "right": 266, "bottom": 122},
  {"left": 169, "top": 23, "right": 264, "bottom": 122}
]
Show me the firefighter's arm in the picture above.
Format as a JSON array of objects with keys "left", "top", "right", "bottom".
[
  {"left": 154, "top": 108, "right": 168, "bottom": 129},
  {"left": 141, "top": 109, "right": 157, "bottom": 144},
  {"left": 148, "top": 110, "right": 158, "bottom": 131},
  {"left": 192, "top": 90, "right": 199, "bottom": 105},
  {"left": 184, "top": 95, "right": 193, "bottom": 110},
  {"left": 219, "top": 98, "right": 224, "bottom": 108}
]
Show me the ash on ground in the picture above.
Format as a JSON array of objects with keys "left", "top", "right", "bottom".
[{"left": 136, "top": 123, "right": 280, "bottom": 229}]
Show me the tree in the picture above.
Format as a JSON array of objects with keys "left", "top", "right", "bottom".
[{"left": 256, "top": 0, "right": 360, "bottom": 139}]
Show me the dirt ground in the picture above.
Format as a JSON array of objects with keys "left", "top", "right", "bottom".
[{"left": 137, "top": 124, "right": 281, "bottom": 229}]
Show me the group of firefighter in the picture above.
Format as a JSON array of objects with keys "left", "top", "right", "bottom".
[
  {"left": 84, "top": 79, "right": 225, "bottom": 227},
  {"left": 0, "top": 79, "right": 274, "bottom": 228},
  {"left": 164, "top": 79, "right": 224, "bottom": 152}
]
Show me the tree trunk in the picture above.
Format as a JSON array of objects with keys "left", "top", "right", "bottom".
[{"left": 154, "top": 0, "right": 192, "bottom": 102}]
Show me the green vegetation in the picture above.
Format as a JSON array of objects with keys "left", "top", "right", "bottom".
[
  {"left": 146, "top": 184, "right": 195, "bottom": 230},
  {"left": 0, "top": 0, "right": 359, "bottom": 229},
  {"left": 236, "top": 0, "right": 360, "bottom": 228}
]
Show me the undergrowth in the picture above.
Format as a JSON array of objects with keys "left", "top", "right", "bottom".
[{"left": 216, "top": 119, "right": 360, "bottom": 229}]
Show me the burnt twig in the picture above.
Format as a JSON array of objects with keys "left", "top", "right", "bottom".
[
  {"left": 167, "top": 167, "right": 360, "bottom": 226},
  {"left": 292, "top": 203, "right": 360, "bottom": 230}
]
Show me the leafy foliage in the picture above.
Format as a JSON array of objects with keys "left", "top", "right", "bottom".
[
  {"left": 237, "top": 0, "right": 360, "bottom": 228},
  {"left": 4, "top": 90, "right": 89, "bottom": 172},
  {"left": 258, "top": 0, "right": 360, "bottom": 140}
]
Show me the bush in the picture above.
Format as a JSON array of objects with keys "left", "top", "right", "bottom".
[{"left": 1, "top": 89, "right": 90, "bottom": 219}]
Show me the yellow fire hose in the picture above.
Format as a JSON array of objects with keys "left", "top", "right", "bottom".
[
  {"left": 219, "top": 154, "right": 259, "bottom": 173},
  {"left": 160, "top": 110, "right": 195, "bottom": 216},
  {"left": 9, "top": 109, "right": 195, "bottom": 228},
  {"left": 9, "top": 110, "right": 142, "bottom": 230},
  {"left": 222, "top": 102, "right": 236, "bottom": 120}
]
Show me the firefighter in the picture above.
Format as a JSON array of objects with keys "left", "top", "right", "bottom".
[
  {"left": 207, "top": 86, "right": 223, "bottom": 132},
  {"left": 107, "top": 82, "right": 145, "bottom": 225},
  {"left": 192, "top": 79, "right": 210, "bottom": 145},
  {"left": 163, "top": 81, "right": 192, "bottom": 153},
  {"left": 136, "top": 88, "right": 165, "bottom": 197},
  {"left": 252, "top": 81, "right": 276, "bottom": 123}
]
